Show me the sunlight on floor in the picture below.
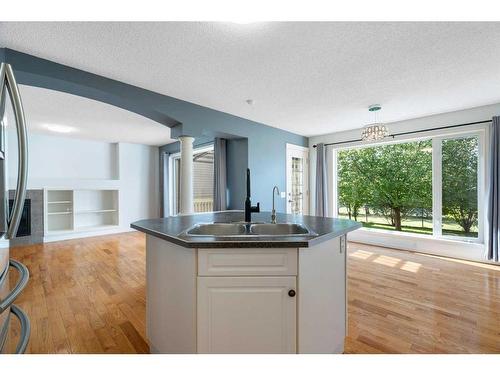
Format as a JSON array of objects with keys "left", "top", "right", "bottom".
[
  {"left": 349, "top": 242, "right": 500, "bottom": 274},
  {"left": 349, "top": 250, "right": 374, "bottom": 260},
  {"left": 418, "top": 253, "right": 500, "bottom": 271},
  {"left": 372, "top": 255, "right": 401, "bottom": 267},
  {"left": 400, "top": 261, "right": 422, "bottom": 273},
  {"left": 350, "top": 249, "right": 422, "bottom": 273}
]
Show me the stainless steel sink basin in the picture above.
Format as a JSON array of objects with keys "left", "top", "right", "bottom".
[
  {"left": 249, "top": 223, "right": 312, "bottom": 236},
  {"left": 186, "top": 223, "right": 247, "bottom": 236},
  {"left": 183, "top": 222, "right": 315, "bottom": 237}
]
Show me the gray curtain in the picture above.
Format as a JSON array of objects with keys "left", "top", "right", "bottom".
[
  {"left": 213, "top": 138, "right": 227, "bottom": 211},
  {"left": 487, "top": 116, "right": 500, "bottom": 262},
  {"left": 315, "top": 143, "right": 328, "bottom": 217},
  {"left": 160, "top": 151, "right": 169, "bottom": 217}
]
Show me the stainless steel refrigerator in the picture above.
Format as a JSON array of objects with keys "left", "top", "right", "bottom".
[{"left": 0, "top": 62, "right": 30, "bottom": 354}]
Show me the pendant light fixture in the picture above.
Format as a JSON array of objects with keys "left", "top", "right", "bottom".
[{"left": 361, "top": 104, "right": 389, "bottom": 141}]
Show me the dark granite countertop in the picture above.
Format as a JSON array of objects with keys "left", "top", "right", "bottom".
[{"left": 131, "top": 211, "right": 361, "bottom": 248}]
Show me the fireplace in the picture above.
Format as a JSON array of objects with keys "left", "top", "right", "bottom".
[
  {"left": 9, "top": 199, "right": 31, "bottom": 237},
  {"left": 8, "top": 190, "right": 44, "bottom": 246}
]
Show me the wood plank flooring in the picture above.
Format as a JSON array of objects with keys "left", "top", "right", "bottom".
[
  {"left": 4, "top": 232, "right": 500, "bottom": 353},
  {"left": 5, "top": 232, "right": 148, "bottom": 353},
  {"left": 345, "top": 242, "right": 500, "bottom": 353}
]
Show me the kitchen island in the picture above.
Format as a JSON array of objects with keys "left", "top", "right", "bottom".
[{"left": 131, "top": 211, "right": 361, "bottom": 354}]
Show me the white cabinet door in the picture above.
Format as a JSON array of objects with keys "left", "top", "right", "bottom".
[{"left": 197, "top": 276, "right": 297, "bottom": 353}]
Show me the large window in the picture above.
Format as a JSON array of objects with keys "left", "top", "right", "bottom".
[
  {"left": 336, "top": 133, "right": 481, "bottom": 242},
  {"left": 441, "top": 137, "right": 479, "bottom": 238},
  {"left": 170, "top": 146, "right": 214, "bottom": 215}
]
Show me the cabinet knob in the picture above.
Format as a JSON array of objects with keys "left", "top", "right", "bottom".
[{"left": 288, "top": 289, "right": 296, "bottom": 297}]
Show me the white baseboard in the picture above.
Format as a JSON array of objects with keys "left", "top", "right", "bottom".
[
  {"left": 1, "top": 227, "right": 137, "bottom": 248},
  {"left": 43, "top": 227, "right": 136, "bottom": 243}
]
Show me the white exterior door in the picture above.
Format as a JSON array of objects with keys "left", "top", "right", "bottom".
[
  {"left": 286, "top": 144, "right": 309, "bottom": 215},
  {"left": 197, "top": 276, "right": 297, "bottom": 353}
]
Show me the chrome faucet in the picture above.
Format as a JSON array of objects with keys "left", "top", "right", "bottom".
[{"left": 271, "top": 186, "right": 280, "bottom": 224}]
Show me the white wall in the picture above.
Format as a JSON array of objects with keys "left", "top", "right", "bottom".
[
  {"left": 118, "top": 143, "right": 159, "bottom": 229},
  {"left": 7, "top": 131, "right": 119, "bottom": 186},
  {"left": 6, "top": 130, "right": 159, "bottom": 238},
  {"left": 308, "top": 103, "right": 500, "bottom": 262}
]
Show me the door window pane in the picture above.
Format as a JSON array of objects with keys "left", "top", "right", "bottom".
[
  {"left": 290, "top": 156, "right": 304, "bottom": 214},
  {"left": 441, "top": 137, "right": 478, "bottom": 238}
]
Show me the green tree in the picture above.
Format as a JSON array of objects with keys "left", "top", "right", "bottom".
[
  {"left": 337, "top": 150, "right": 370, "bottom": 220},
  {"left": 442, "top": 137, "right": 478, "bottom": 234},
  {"left": 338, "top": 141, "right": 432, "bottom": 231}
]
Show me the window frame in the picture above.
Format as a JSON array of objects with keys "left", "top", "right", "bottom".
[
  {"left": 332, "top": 125, "right": 486, "bottom": 244},
  {"left": 168, "top": 144, "right": 215, "bottom": 216}
]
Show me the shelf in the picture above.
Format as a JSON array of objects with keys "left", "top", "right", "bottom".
[
  {"left": 73, "top": 224, "right": 119, "bottom": 232},
  {"left": 46, "top": 229, "right": 74, "bottom": 235},
  {"left": 75, "top": 209, "right": 117, "bottom": 214},
  {"left": 46, "top": 189, "right": 119, "bottom": 236},
  {"left": 46, "top": 225, "right": 119, "bottom": 235}
]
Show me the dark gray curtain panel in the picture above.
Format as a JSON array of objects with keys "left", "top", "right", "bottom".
[
  {"left": 487, "top": 116, "right": 500, "bottom": 262},
  {"left": 315, "top": 143, "right": 328, "bottom": 217},
  {"left": 160, "top": 151, "right": 169, "bottom": 217}
]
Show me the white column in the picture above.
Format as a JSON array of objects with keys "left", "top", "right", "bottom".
[{"left": 179, "top": 136, "right": 195, "bottom": 215}]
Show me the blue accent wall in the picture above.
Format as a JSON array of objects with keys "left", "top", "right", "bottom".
[{"left": 1, "top": 48, "right": 308, "bottom": 213}]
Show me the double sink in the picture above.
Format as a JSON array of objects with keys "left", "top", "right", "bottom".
[{"left": 184, "top": 222, "right": 316, "bottom": 237}]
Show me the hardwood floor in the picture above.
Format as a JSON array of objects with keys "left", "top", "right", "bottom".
[
  {"left": 345, "top": 242, "right": 500, "bottom": 353},
  {"left": 5, "top": 232, "right": 148, "bottom": 353},
  {"left": 4, "top": 232, "right": 500, "bottom": 353}
]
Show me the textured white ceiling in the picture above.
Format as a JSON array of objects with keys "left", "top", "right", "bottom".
[
  {"left": 9, "top": 85, "right": 173, "bottom": 146},
  {"left": 2, "top": 22, "right": 500, "bottom": 137}
]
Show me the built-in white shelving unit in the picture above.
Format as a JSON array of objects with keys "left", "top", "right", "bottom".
[
  {"left": 46, "top": 190, "right": 74, "bottom": 232},
  {"left": 45, "top": 189, "right": 119, "bottom": 237}
]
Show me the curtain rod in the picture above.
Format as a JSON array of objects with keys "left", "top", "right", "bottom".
[{"left": 312, "top": 119, "right": 492, "bottom": 148}]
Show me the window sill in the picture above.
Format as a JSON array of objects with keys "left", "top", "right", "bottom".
[
  {"left": 348, "top": 226, "right": 486, "bottom": 262},
  {"left": 357, "top": 226, "right": 482, "bottom": 244}
]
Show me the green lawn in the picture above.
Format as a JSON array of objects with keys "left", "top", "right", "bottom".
[{"left": 338, "top": 211, "right": 478, "bottom": 238}]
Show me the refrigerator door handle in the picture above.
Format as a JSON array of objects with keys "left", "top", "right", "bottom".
[
  {"left": 0, "top": 63, "right": 28, "bottom": 240},
  {"left": 0, "top": 259, "right": 29, "bottom": 313},
  {"left": 0, "top": 64, "right": 7, "bottom": 237}
]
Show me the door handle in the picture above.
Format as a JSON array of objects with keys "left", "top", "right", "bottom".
[{"left": 0, "top": 63, "right": 28, "bottom": 239}]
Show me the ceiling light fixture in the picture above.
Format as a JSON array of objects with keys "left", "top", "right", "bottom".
[
  {"left": 44, "top": 124, "right": 77, "bottom": 134},
  {"left": 361, "top": 104, "right": 389, "bottom": 142}
]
